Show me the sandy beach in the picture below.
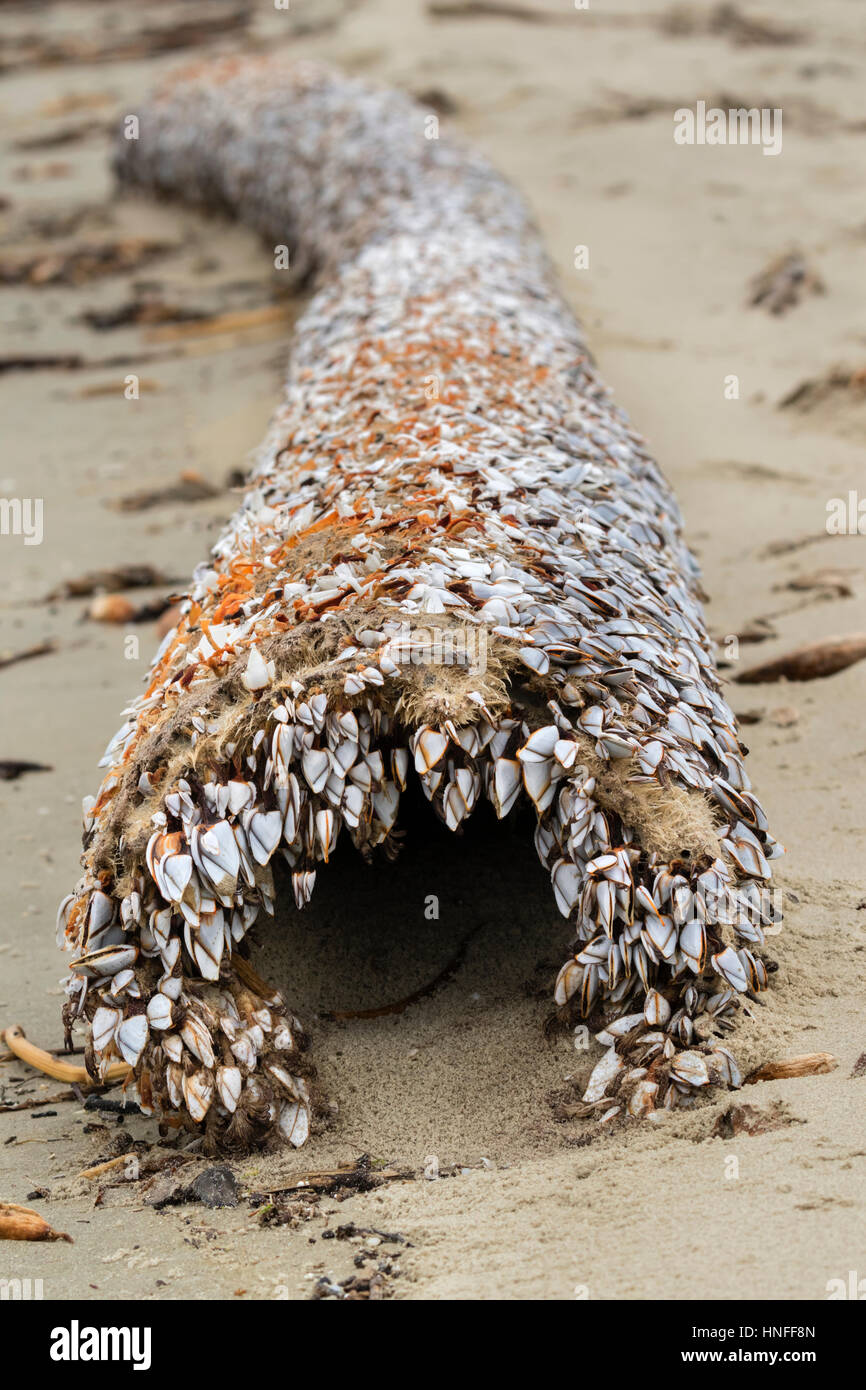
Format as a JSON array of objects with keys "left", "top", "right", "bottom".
[{"left": 1, "top": 0, "right": 864, "bottom": 1301}]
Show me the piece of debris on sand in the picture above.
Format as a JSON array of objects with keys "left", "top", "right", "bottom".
[
  {"left": 749, "top": 251, "right": 824, "bottom": 316},
  {"left": 735, "top": 635, "right": 866, "bottom": 683},
  {"left": 0, "top": 1202, "right": 72, "bottom": 1243},
  {"left": 780, "top": 365, "right": 866, "bottom": 412},
  {"left": 0, "top": 641, "right": 56, "bottom": 671},
  {"left": 775, "top": 567, "right": 856, "bottom": 599},
  {"left": 45, "top": 565, "right": 177, "bottom": 602},
  {"left": 660, "top": 3, "right": 803, "bottom": 47},
  {"left": 108, "top": 470, "right": 220, "bottom": 513},
  {"left": 82, "top": 300, "right": 208, "bottom": 332},
  {"left": 712, "top": 1102, "right": 799, "bottom": 1138},
  {"left": 745, "top": 1053, "right": 837, "bottom": 1083},
  {"left": 87, "top": 594, "right": 177, "bottom": 625},
  {"left": 0, "top": 239, "right": 175, "bottom": 287},
  {"left": 2, "top": 9, "right": 251, "bottom": 73},
  {"left": 0, "top": 760, "right": 52, "bottom": 781}
]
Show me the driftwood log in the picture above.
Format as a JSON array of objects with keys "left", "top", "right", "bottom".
[{"left": 54, "top": 58, "right": 782, "bottom": 1148}]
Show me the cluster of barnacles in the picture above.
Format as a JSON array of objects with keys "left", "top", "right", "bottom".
[
  {"left": 52, "top": 57, "right": 782, "bottom": 1146},
  {"left": 58, "top": 677, "right": 780, "bottom": 1142}
]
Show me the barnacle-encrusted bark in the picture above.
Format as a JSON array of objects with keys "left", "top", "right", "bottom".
[{"left": 57, "top": 57, "right": 782, "bottom": 1147}]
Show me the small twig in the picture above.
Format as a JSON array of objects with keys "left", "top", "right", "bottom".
[
  {"left": 321, "top": 928, "right": 478, "bottom": 1021},
  {"left": 77, "top": 1154, "right": 134, "bottom": 1180},
  {"left": 267, "top": 1158, "right": 414, "bottom": 1197},
  {"left": 0, "top": 640, "right": 57, "bottom": 671},
  {"left": 0, "top": 1089, "right": 77, "bottom": 1113},
  {"left": 427, "top": 0, "right": 572, "bottom": 23},
  {"left": 745, "top": 1052, "right": 837, "bottom": 1083},
  {"left": 1, "top": 1024, "right": 129, "bottom": 1087},
  {"left": 144, "top": 303, "right": 292, "bottom": 343}
]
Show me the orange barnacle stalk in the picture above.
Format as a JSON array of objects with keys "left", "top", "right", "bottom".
[{"left": 53, "top": 56, "right": 782, "bottom": 1152}]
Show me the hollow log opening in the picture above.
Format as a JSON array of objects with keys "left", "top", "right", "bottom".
[{"left": 257, "top": 786, "right": 571, "bottom": 1154}]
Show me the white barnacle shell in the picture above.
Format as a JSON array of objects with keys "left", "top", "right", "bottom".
[
  {"left": 711, "top": 945, "right": 749, "bottom": 993},
  {"left": 192, "top": 910, "right": 225, "bottom": 981},
  {"left": 181, "top": 1013, "right": 216, "bottom": 1068},
  {"left": 551, "top": 859, "right": 582, "bottom": 918},
  {"left": 116, "top": 1014, "right": 149, "bottom": 1067},
  {"left": 191, "top": 821, "right": 239, "bottom": 900},
  {"left": 553, "top": 958, "right": 582, "bottom": 1006},
  {"left": 91, "top": 1005, "right": 121, "bottom": 1053},
  {"left": 56, "top": 893, "right": 75, "bottom": 948},
  {"left": 230, "top": 1030, "right": 258, "bottom": 1069},
  {"left": 491, "top": 757, "right": 521, "bottom": 819},
  {"left": 242, "top": 808, "right": 283, "bottom": 865},
  {"left": 182, "top": 1069, "right": 214, "bottom": 1123},
  {"left": 71, "top": 943, "right": 138, "bottom": 979},
  {"left": 146, "top": 992, "right": 174, "bottom": 1030},
  {"left": 241, "top": 643, "right": 275, "bottom": 692},
  {"left": 271, "top": 1020, "right": 295, "bottom": 1051},
  {"left": 413, "top": 726, "right": 449, "bottom": 774},
  {"left": 582, "top": 1046, "right": 624, "bottom": 1103},
  {"left": 670, "top": 1050, "right": 710, "bottom": 1089},
  {"left": 216, "top": 1065, "right": 243, "bottom": 1113},
  {"left": 278, "top": 1100, "right": 310, "bottom": 1147},
  {"left": 643, "top": 989, "right": 671, "bottom": 1028}
]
